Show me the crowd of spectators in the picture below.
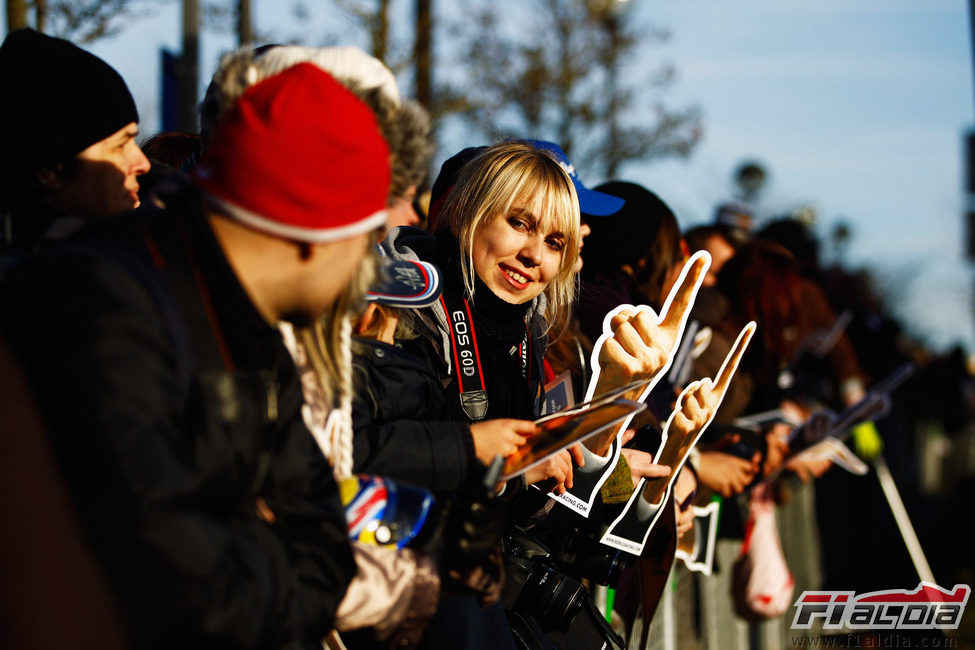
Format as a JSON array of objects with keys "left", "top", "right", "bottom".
[{"left": 1, "top": 28, "right": 972, "bottom": 650}]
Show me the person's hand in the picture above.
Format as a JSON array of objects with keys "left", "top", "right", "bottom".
[
  {"left": 469, "top": 418, "right": 536, "bottom": 466},
  {"left": 565, "top": 443, "right": 585, "bottom": 467},
  {"left": 675, "top": 502, "right": 696, "bottom": 539},
  {"left": 697, "top": 450, "right": 759, "bottom": 497},
  {"left": 255, "top": 497, "right": 276, "bottom": 524},
  {"left": 780, "top": 399, "right": 812, "bottom": 425},
  {"left": 620, "top": 427, "right": 638, "bottom": 446},
  {"left": 620, "top": 447, "right": 671, "bottom": 490},
  {"left": 763, "top": 423, "right": 791, "bottom": 476},
  {"left": 524, "top": 449, "right": 575, "bottom": 494},
  {"left": 673, "top": 466, "right": 697, "bottom": 538},
  {"left": 785, "top": 456, "right": 833, "bottom": 482}
]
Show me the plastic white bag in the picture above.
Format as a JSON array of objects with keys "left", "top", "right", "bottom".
[{"left": 731, "top": 483, "right": 794, "bottom": 620}]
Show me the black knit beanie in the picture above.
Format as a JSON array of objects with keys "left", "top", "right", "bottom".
[{"left": 0, "top": 28, "right": 138, "bottom": 170}]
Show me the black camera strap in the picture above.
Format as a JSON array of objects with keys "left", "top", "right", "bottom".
[{"left": 440, "top": 290, "right": 531, "bottom": 422}]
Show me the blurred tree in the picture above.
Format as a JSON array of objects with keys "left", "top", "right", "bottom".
[
  {"left": 450, "top": 0, "right": 701, "bottom": 179},
  {"left": 176, "top": 0, "right": 200, "bottom": 133},
  {"left": 6, "top": 0, "right": 153, "bottom": 43},
  {"left": 332, "top": 0, "right": 391, "bottom": 61},
  {"left": 6, "top": 0, "right": 28, "bottom": 32},
  {"left": 200, "top": 0, "right": 269, "bottom": 45},
  {"left": 734, "top": 159, "right": 768, "bottom": 204},
  {"left": 237, "top": 0, "right": 253, "bottom": 45},
  {"left": 413, "top": 0, "right": 430, "bottom": 110},
  {"left": 316, "top": 0, "right": 699, "bottom": 179}
]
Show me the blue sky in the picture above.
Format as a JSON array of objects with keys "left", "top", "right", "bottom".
[
  {"left": 624, "top": 1, "right": 974, "bottom": 353},
  {"left": 5, "top": 0, "right": 971, "bottom": 352}
]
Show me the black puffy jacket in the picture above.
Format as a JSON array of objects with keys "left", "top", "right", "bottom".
[
  {"left": 0, "top": 180, "right": 355, "bottom": 649},
  {"left": 351, "top": 337, "right": 477, "bottom": 492}
]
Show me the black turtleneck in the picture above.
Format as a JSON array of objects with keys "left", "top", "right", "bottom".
[
  {"left": 433, "top": 230, "right": 538, "bottom": 421},
  {"left": 467, "top": 274, "right": 534, "bottom": 419}
]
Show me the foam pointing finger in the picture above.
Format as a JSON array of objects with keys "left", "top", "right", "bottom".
[
  {"left": 714, "top": 321, "right": 757, "bottom": 396},
  {"left": 613, "top": 319, "right": 654, "bottom": 359},
  {"left": 660, "top": 251, "right": 710, "bottom": 333},
  {"left": 598, "top": 336, "right": 631, "bottom": 368}
]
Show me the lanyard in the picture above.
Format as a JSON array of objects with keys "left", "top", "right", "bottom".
[{"left": 440, "top": 292, "right": 531, "bottom": 422}]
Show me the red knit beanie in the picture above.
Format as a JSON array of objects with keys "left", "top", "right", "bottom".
[{"left": 194, "top": 62, "right": 390, "bottom": 242}]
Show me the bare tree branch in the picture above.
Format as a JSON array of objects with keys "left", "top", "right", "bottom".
[
  {"left": 449, "top": 0, "right": 701, "bottom": 179},
  {"left": 38, "top": 0, "right": 158, "bottom": 43}
]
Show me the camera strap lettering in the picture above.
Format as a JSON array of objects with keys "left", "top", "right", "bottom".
[
  {"left": 441, "top": 289, "right": 536, "bottom": 422},
  {"left": 518, "top": 331, "right": 530, "bottom": 380},
  {"left": 441, "top": 293, "right": 489, "bottom": 421}
]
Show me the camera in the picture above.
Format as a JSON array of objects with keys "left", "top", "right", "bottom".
[
  {"left": 544, "top": 526, "right": 632, "bottom": 588},
  {"left": 502, "top": 529, "right": 591, "bottom": 631},
  {"left": 501, "top": 528, "right": 626, "bottom": 649},
  {"left": 501, "top": 528, "right": 624, "bottom": 650}
]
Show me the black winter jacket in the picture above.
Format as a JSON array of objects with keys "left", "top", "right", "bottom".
[
  {"left": 351, "top": 337, "right": 477, "bottom": 492},
  {"left": 383, "top": 227, "right": 548, "bottom": 423},
  {"left": 0, "top": 180, "right": 355, "bottom": 649}
]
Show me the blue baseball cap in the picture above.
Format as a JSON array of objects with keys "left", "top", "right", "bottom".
[
  {"left": 522, "top": 139, "right": 626, "bottom": 217},
  {"left": 367, "top": 246, "right": 442, "bottom": 308}
]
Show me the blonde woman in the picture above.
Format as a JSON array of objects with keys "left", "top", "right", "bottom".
[{"left": 383, "top": 141, "right": 584, "bottom": 496}]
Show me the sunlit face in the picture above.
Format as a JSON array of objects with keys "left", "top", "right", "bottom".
[
  {"left": 51, "top": 122, "right": 151, "bottom": 218},
  {"left": 471, "top": 203, "right": 565, "bottom": 304}
]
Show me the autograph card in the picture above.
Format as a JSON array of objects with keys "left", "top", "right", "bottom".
[
  {"left": 601, "top": 321, "right": 756, "bottom": 555},
  {"left": 501, "top": 396, "right": 645, "bottom": 481},
  {"left": 549, "top": 251, "right": 711, "bottom": 517}
]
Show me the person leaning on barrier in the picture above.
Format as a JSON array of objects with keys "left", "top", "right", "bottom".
[
  {"left": 195, "top": 43, "right": 434, "bottom": 473},
  {"left": 0, "top": 63, "right": 397, "bottom": 648},
  {"left": 192, "top": 47, "right": 475, "bottom": 648},
  {"left": 383, "top": 141, "right": 705, "bottom": 650}
]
